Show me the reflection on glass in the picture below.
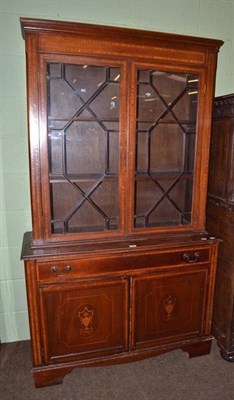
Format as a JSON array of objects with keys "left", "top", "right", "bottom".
[
  {"left": 134, "top": 70, "right": 199, "bottom": 228},
  {"left": 47, "top": 63, "right": 121, "bottom": 234}
]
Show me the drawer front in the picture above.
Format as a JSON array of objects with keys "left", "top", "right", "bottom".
[{"left": 36, "top": 247, "right": 210, "bottom": 283}]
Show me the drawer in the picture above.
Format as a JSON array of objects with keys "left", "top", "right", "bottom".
[{"left": 36, "top": 246, "right": 211, "bottom": 283}]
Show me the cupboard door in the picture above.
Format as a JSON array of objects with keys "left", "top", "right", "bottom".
[
  {"left": 129, "top": 65, "right": 204, "bottom": 233},
  {"left": 39, "top": 55, "right": 127, "bottom": 241},
  {"left": 38, "top": 278, "right": 129, "bottom": 364},
  {"left": 131, "top": 269, "right": 208, "bottom": 349}
]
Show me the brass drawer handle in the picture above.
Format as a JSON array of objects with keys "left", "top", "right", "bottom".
[
  {"left": 51, "top": 265, "right": 72, "bottom": 276},
  {"left": 182, "top": 252, "right": 200, "bottom": 263}
]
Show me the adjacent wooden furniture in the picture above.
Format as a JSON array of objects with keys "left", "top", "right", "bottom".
[
  {"left": 206, "top": 94, "right": 234, "bottom": 362},
  {"left": 20, "top": 18, "right": 223, "bottom": 387}
]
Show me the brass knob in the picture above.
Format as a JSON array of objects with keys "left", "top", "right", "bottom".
[{"left": 51, "top": 265, "right": 72, "bottom": 276}]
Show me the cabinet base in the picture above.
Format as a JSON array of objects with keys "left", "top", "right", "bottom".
[
  {"left": 32, "top": 337, "right": 213, "bottom": 388},
  {"left": 220, "top": 348, "right": 234, "bottom": 362},
  {"left": 181, "top": 338, "right": 212, "bottom": 358},
  {"left": 33, "top": 366, "right": 73, "bottom": 388}
]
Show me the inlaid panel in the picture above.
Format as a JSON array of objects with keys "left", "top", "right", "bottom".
[
  {"left": 132, "top": 269, "right": 208, "bottom": 349},
  {"left": 38, "top": 278, "right": 129, "bottom": 363}
]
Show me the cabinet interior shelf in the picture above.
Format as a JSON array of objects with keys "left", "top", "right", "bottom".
[
  {"left": 49, "top": 171, "right": 193, "bottom": 184},
  {"left": 49, "top": 173, "right": 118, "bottom": 183}
]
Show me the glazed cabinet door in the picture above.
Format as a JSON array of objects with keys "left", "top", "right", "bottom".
[
  {"left": 38, "top": 277, "right": 129, "bottom": 364},
  {"left": 128, "top": 63, "right": 207, "bottom": 234},
  {"left": 38, "top": 55, "right": 127, "bottom": 243},
  {"left": 131, "top": 268, "right": 208, "bottom": 350}
]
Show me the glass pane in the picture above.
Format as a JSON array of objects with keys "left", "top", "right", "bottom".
[
  {"left": 134, "top": 69, "right": 199, "bottom": 228},
  {"left": 47, "top": 62, "right": 121, "bottom": 234}
]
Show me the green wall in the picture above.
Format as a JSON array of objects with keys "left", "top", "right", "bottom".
[{"left": 0, "top": 0, "right": 233, "bottom": 343}]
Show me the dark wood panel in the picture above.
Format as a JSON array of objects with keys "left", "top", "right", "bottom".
[
  {"left": 132, "top": 269, "right": 208, "bottom": 349},
  {"left": 39, "top": 278, "right": 129, "bottom": 363},
  {"left": 206, "top": 200, "right": 234, "bottom": 260},
  {"left": 212, "top": 258, "right": 234, "bottom": 352},
  {"left": 206, "top": 93, "right": 234, "bottom": 361}
]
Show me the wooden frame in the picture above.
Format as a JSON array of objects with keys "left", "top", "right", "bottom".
[
  {"left": 21, "top": 17, "right": 223, "bottom": 246},
  {"left": 20, "top": 18, "right": 223, "bottom": 387}
]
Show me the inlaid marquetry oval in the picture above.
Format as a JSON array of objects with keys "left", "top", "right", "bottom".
[
  {"left": 76, "top": 304, "right": 99, "bottom": 337},
  {"left": 160, "top": 293, "right": 179, "bottom": 323}
]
